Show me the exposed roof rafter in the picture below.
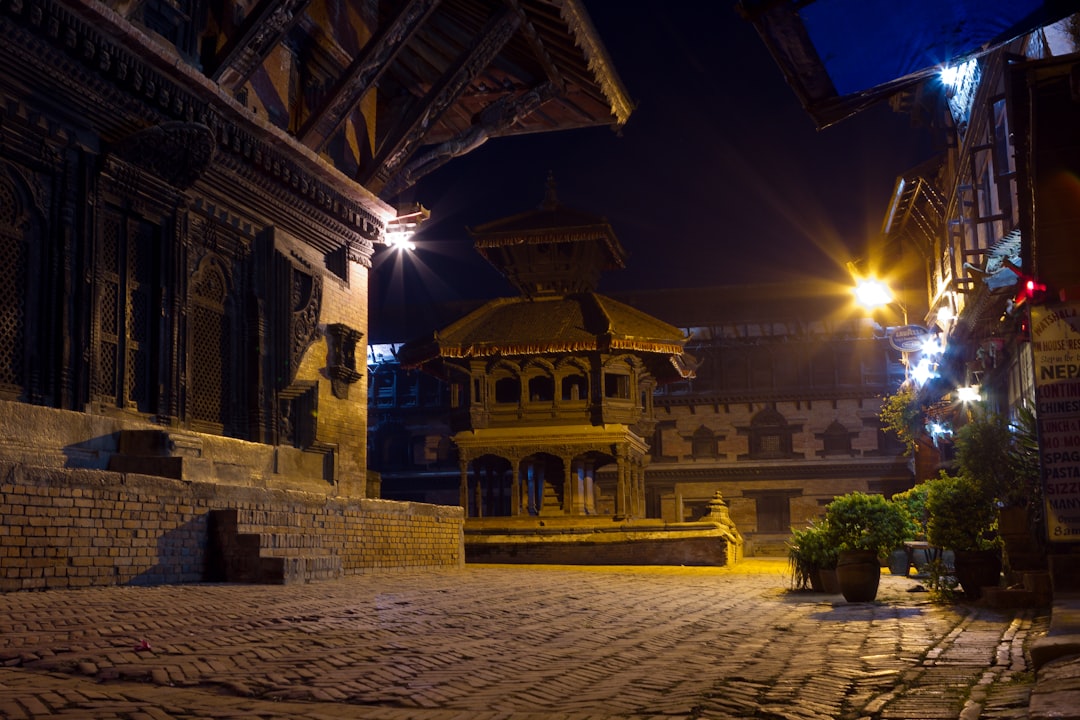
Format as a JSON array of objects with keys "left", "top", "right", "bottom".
[{"left": 298, "top": 0, "right": 443, "bottom": 152}]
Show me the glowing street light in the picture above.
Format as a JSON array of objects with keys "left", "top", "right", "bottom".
[
  {"left": 383, "top": 204, "right": 429, "bottom": 252},
  {"left": 956, "top": 385, "right": 981, "bottom": 403},
  {"left": 852, "top": 276, "right": 908, "bottom": 325}
]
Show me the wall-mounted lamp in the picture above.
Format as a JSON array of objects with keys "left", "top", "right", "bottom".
[{"left": 384, "top": 203, "right": 429, "bottom": 252}]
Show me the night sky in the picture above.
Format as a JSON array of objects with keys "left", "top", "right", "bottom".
[{"left": 370, "top": 2, "right": 936, "bottom": 341}]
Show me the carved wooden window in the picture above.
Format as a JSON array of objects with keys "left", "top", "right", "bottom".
[
  {"left": 95, "top": 206, "right": 160, "bottom": 413},
  {"left": 189, "top": 258, "right": 233, "bottom": 433},
  {"left": 0, "top": 170, "right": 29, "bottom": 399},
  {"left": 749, "top": 408, "right": 793, "bottom": 460}
]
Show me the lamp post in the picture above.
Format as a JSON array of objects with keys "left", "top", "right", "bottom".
[{"left": 849, "top": 273, "right": 922, "bottom": 384}]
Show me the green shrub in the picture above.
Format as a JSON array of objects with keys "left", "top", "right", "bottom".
[
  {"left": 925, "top": 472, "right": 998, "bottom": 551},
  {"left": 891, "top": 484, "right": 929, "bottom": 541},
  {"left": 823, "top": 491, "right": 911, "bottom": 558}
]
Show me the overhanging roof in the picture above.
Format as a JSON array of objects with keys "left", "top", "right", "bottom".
[
  {"left": 403, "top": 293, "right": 687, "bottom": 364},
  {"left": 738, "top": 0, "right": 1079, "bottom": 128}
]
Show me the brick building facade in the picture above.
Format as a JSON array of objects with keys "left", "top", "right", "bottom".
[{"left": 0, "top": 0, "right": 630, "bottom": 590}]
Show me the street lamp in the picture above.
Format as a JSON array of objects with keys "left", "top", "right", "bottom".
[
  {"left": 384, "top": 203, "right": 429, "bottom": 252},
  {"left": 853, "top": 277, "right": 908, "bottom": 325}
]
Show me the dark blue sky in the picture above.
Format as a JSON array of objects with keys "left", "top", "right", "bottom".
[{"left": 371, "top": 2, "right": 936, "bottom": 338}]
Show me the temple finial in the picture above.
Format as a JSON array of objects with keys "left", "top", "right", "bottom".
[{"left": 542, "top": 171, "right": 558, "bottom": 210}]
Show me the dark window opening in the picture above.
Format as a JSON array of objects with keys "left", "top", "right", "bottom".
[
  {"left": 604, "top": 372, "right": 630, "bottom": 399},
  {"left": 561, "top": 374, "right": 588, "bottom": 401},
  {"left": 528, "top": 376, "right": 554, "bottom": 402},
  {"left": 494, "top": 377, "right": 520, "bottom": 404}
]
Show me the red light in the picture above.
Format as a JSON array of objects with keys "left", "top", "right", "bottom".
[{"left": 1014, "top": 276, "right": 1048, "bottom": 307}]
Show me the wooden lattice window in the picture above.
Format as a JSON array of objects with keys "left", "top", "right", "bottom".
[
  {"left": 189, "top": 258, "right": 232, "bottom": 433},
  {"left": 0, "top": 171, "right": 28, "bottom": 398},
  {"left": 749, "top": 408, "right": 793, "bottom": 460},
  {"left": 95, "top": 207, "right": 159, "bottom": 413}
]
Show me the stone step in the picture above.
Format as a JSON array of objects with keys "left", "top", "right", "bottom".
[{"left": 209, "top": 509, "right": 342, "bottom": 584}]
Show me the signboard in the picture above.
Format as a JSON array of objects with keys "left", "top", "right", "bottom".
[
  {"left": 1031, "top": 302, "right": 1080, "bottom": 542},
  {"left": 888, "top": 325, "right": 930, "bottom": 353}
]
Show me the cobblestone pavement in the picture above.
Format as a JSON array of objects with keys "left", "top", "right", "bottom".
[{"left": 0, "top": 559, "right": 1049, "bottom": 719}]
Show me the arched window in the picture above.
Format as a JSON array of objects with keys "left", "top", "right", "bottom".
[
  {"left": 749, "top": 408, "right": 793, "bottom": 460},
  {"left": 691, "top": 425, "right": 718, "bottom": 459}
]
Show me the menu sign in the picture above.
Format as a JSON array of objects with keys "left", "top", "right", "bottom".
[{"left": 1031, "top": 302, "right": 1080, "bottom": 542}]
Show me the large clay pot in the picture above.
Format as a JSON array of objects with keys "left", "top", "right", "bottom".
[
  {"left": 820, "top": 567, "right": 841, "bottom": 595},
  {"left": 954, "top": 549, "right": 1002, "bottom": 600},
  {"left": 836, "top": 550, "right": 880, "bottom": 602}
]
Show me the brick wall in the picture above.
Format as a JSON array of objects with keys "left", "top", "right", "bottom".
[{"left": 0, "top": 463, "right": 464, "bottom": 592}]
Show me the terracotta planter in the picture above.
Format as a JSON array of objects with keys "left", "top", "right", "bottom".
[
  {"left": 836, "top": 550, "right": 880, "bottom": 602},
  {"left": 954, "top": 549, "right": 1002, "bottom": 600},
  {"left": 820, "top": 567, "right": 841, "bottom": 595}
]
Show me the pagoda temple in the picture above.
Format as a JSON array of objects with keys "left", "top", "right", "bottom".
[{"left": 401, "top": 178, "right": 740, "bottom": 561}]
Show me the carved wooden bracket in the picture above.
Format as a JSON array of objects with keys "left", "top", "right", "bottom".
[
  {"left": 326, "top": 322, "right": 363, "bottom": 399},
  {"left": 114, "top": 122, "right": 216, "bottom": 189}
]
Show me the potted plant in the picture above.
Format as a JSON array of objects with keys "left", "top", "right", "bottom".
[
  {"left": 788, "top": 520, "right": 839, "bottom": 592},
  {"left": 956, "top": 408, "right": 1043, "bottom": 577},
  {"left": 824, "top": 492, "right": 912, "bottom": 602},
  {"left": 888, "top": 484, "right": 930, "bottom": 575},
  {"left": 925, "top": 471, "right": 1001, "bottom": 599}
]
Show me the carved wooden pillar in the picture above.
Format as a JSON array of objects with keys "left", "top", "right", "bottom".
[
  {"left": 473, "top": 468, "right": 483, "bottom": 518},
  {"left": 615, "top": 445, "right": 629, "bottom": 519},
  {"left": 458, "top": 453, "right": 470, "bottom": 513},
  {"left": 510, "top": 455, "right": 522, "bottom": 516},
  {"left": 584, "top": 460, "right": 596, "bottom": 515},
  {"left": 636, "top": 460, "right": 647, "bottom": 518},
  {"left": 562, "top": 453, "right": 578, "bottom": 515}
]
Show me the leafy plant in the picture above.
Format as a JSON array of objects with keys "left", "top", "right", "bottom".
[
  {"left": 923, "top": 556, "right": 960, "bottom": 602},
  {"left": 925, "top": 472, "right": 999, "bottom": 551},
  {"left": 879, "top": 387, "right": 923, "bottom": 456},
  {"left": 787, "top": 520, "right": 838, "bottom": 590},
  {"left": 891, "top": 484, "right": 929, "bottom": 541},
  {"left": 955, "top": 407, "right": 1040, "bottom": 511},
  {"left": 823, "top": 492, "right": 912, "bottom": 558}
]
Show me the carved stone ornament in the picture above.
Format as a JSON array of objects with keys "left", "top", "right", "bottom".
[
  {"left": 114, "top": 122, "right": 216, "bottom": 189},
  {"left": 326, "top": 322, "right": 363, "bottom": 399},
  {"left": 290, "top": 266, "right": 322, "bottom": 382}
]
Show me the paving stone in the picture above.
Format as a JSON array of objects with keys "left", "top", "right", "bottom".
[{"left": 0, "top": 561, "right": 1052, "bottom": 719}]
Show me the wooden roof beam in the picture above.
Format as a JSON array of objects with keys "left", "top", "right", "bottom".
[
  {"left": 360, "top": 6, "right": 523, "bottom": 194},
  {"left": 299, "top": 0, "right": 443, "bottom": 152},
  {"left": 383, "top": 80, "right": 560, "bottom": 197},
  {"left": 209, "top": 0, "right": 312, "bottom": 91}
]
